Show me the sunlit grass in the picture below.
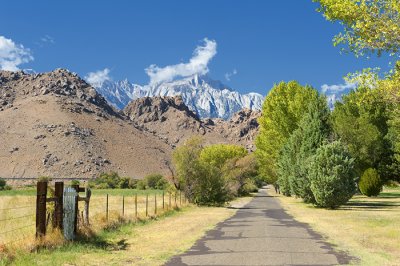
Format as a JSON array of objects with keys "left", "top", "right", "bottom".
[
  {"left": 0, "top": 188, "right": 179, "bottom": 246},
  {"left": 1, "top": 196, "right": 252, "bottom": 265},
  {"left": 273, "top": 186, "right": 400, "bottom": 266}
]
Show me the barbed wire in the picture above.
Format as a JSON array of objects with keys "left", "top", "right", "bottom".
[
  {"left": 0, "top": 205, "right": 35, "bottom": 211},
  {"left": 0, "top": 223, "right": 35, "bottom": 236},
  {"left": 0, "top": 213, "right": 35, "bottom": 222}
]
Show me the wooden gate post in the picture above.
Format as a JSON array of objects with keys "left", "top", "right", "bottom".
[
  {"left": 134, "top": 194, "right": 137, "bottom": 219},
  {"left": 154, "top": 194, "right": 157, "bottom": 215},
  {"left": 53, "top": 182, "right": 64, "bottom": 230},
  {"left": 122, "top": 195, "right": 125, "bottom": 217},
  {"left": 106, "top": 194, "right": 109, "bottom": 221},
  {"left": 145, "top": 194, "right": 148, "bottom": 217},
  {"left": 83, "top": 187, "right": 91, "bottom": 225},
  {"left": 71, "top": 185, "right": 79, "bottom": 234},
  {"left": 36, "top": 181, "right": 48, "bottom": 238}
]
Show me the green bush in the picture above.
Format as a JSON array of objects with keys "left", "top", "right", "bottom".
[
  {"left": 70, "top": 180, "right": 80, "bottom": 186},
  {"left": 90, "top": 172, "right": 136, "bottom": 189},
  {"left": 136, "top": 174, "right": 169, "bottom": 190},
  {"left": 0, "top": 178, "right": 6, "bottom": 190},
  {"left": 309, "top": 141, "right": 357, "bottom": 209},
  {"left": 359, "top": 168, "right": 383, "bottom": 196},
  {"left": 38, "top": 176, "right": 52, "bottom": 182}
]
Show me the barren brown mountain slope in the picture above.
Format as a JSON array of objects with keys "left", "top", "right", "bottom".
[
  {"left": 123, "top": 96, "right": 261, "bottom": 151},
  {"left": 0, "top": 69, "right": 173, "bottom": 179}
]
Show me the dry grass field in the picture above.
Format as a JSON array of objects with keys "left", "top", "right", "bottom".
[
  {"left": 272, "top": 186, "right": 400, "bottom": 266},
  {"left": 0, "top": 189, "right": 179, "bottom": 247}
]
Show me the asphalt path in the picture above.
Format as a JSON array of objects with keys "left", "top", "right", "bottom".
[{"left": 166, "top": 187, "right": 352, "bottom": 266}]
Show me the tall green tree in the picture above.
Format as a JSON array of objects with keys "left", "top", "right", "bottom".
[
  {"left": 277, "top": 95, "right": 331, "bottom": 202},
  {"left": 315, "top": 0, "right": 400, "bottom": 57},
  {"left": 309, "top": 141, "right": 356, "bottom": 209},
  {"left": 332, "top": 86, "right": 397, "bottom": 181},
  {"left": 255, "top": 81, "right": 319, "bottom": 183},
  {"left": 172, "top": 136, "right": 205, "bottom": 201}
]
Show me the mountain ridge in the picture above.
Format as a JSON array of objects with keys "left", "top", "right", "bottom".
[{"left": 94, "top": 74, "right": 264, "bottom": 120}]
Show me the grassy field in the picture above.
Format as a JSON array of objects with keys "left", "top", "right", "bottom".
[
  {"left": 0, "top": 196, "right": 252, "bottom": 266},
  {"left": 0, "top": 188, "right": 177, "bottom": 246},
  {"left": 272, "top": 186, "right": 400, "bottom": 266}
]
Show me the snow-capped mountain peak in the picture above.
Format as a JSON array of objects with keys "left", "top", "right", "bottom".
[{"left": 94, "top": 74, "right": 264, "bottom": 120}]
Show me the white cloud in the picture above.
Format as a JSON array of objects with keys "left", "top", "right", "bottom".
[
  {"left": 0, "top": 36, "right": 33, "bottom": 71},
  {"left": 40, "top": 35, "right": 55, "bottom": 44},
  {"left": 224, "top": 69, "right": 237, "bottom": 81},
  {"left": 321, "top": 82, "right": 357, "bottom": 94},
  {"left": 145, "top": 38, "right": 217, "bottom": 85},
  {"left": 321, "top": 81, "right": 357, "bottom": 109},
  {"left": 85, "top": 68, "right": 111, "bottom": 87}
]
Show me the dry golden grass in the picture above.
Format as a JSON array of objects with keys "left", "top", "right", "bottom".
[
  {"left": 0, "top": 191, "right": 182, "bottom": 247},
  {"left": 271, "top": 186, "right": 400, "bottom": 266},
  {"left": 0, "top": 196, "right": 36, "bottom": 245}
]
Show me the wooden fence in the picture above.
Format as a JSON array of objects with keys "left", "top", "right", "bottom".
[{"left": 0, "top": 181, "right": 187, "bottom": 245}]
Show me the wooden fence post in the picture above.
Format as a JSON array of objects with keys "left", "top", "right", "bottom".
[
  {"left": 122, "top": 195, "right": 125, "bottom": 217},
  {"left": 53, "top": 182, "right": 64, "bottom": 230},
  {"left": 84, "top": 187, "right": 91, "bottom": 225},
  {"left": 71, "top": 185, "right": 79, "bottom": 234},
  {"left": 169, "top": 192, "right": 171, "bottom": 210},
  {"left": 135, "top": 194, "right": 137, "bottom": 219},
  {"left": 154, "top": 194, "right": 157, "bottom": 215},
  {"left": 162, "top": 191, "right": 165, "bottom": 210},
  {"left": 106, "top": 194, "right": 109, "bottom": 221},
  {"left": 145, "top": 194, "right": 148, "bottom": 217},
  {"left": 180, "top": 191, "right": 182, "bottom": 206},
  {"left": 36, "top": 181, "right": 48, "bottom": 238}
]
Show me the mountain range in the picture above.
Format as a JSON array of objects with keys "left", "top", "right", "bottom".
[
  {"left": 0, "top": 69, "right": 261, "bottom": 179},
  {"left": 94, "top": 74, "right": 264, "bottom": 120}
]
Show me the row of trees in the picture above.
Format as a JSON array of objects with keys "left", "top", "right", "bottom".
[
  {"left": 171, "top": 138, "right": 260, "bottom": 205},
  {"left": 253, "top": 0, "right": 400, "bottom": 208},
  {"left": 255, "top": 78, "right": 399, "bottom": 207}
]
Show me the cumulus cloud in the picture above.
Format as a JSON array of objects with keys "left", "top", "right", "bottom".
[
  {"left": 145, "top": 38, "right": 217, "bottom": 85},
  {"left": 224, "top": 69, "right": 237, "bottom": 81},
  {"left": 0, "top": 35, "right": 33, "bottom": 71},
  {"left": 85, "top": 68, "right": 111, "bottom": 87},
  {"left": 321, "top": 82, "right": 356, "bottom": 94}
]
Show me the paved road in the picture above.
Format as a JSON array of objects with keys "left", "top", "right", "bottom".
[{"left": 166, "top": 187, "right": 352, "bottom": 266}]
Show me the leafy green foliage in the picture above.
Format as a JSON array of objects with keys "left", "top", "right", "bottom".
[
  {"left": 0, "top": 178, "right": 11, "bottom": 190},
  {"left": 38, "top": 176, "right": 52, "bottom": 182},
  {"left": 309, "top": 141, "right": 357, "bottom": 209},
  {"left": 90, "top": 172, "right": 136, "bottom": 189},
  {"left": 359, "top": 168, "right": 383, "bottom": 196},
  {"left": 255, "top": 81, "right": 319, "bottom": 183},
  {"left": 278, "top": 96, "right": 331, "bottom": 203},
  {"left": 332, "top": 86, "right": 397, "bottom": 181},
  {"left": 172, "top": 138, "right": 256, "bottom": 205},
  {"left": 70, "top": 180, "right": 80, "bottom": 186},
  {"left": 200, "top": 144, "right": 247, "bottom": 169},
  {"left": 315, "top": 0, "right": 400, "bottom": 57},
  {"left": 137, "top": 174, "right": 169, "bottom": 190},
  {"left": 222, "top": 154, "right": 259, "bottom": 196}
]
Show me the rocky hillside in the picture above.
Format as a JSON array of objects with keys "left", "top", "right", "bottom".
[
  {"left": 0, "top": 69, "right": 173, "bottom": 179},
  {"left": 0, "top": 69, "right": 261, "bottom": 180},
  {"left": 123, "top": 96, "right": 261, "bottom": 151}
]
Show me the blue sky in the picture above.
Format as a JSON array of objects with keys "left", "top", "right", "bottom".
[{"left": 0, "top": 0, "right": 391, "bottom": 95}]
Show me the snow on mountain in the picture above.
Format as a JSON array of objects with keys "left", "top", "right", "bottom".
[{"left": 93, "top": 74, "right": 264, "bottom": 120}]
